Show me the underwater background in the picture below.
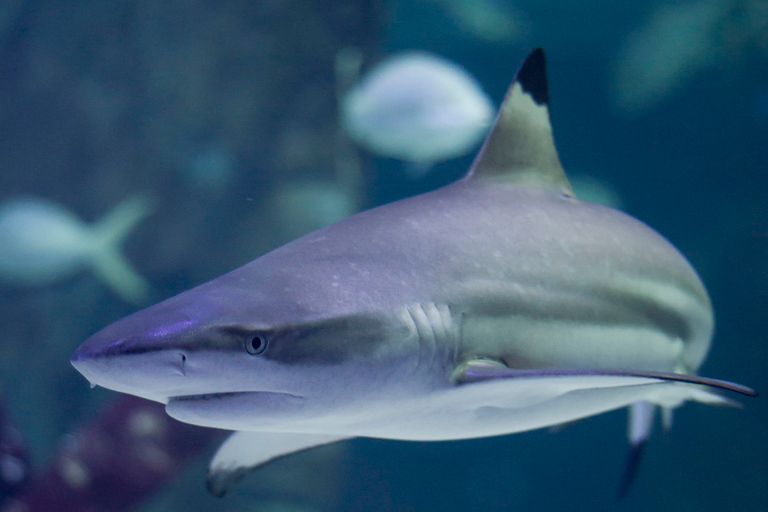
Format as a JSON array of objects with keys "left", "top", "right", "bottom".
[{"left": 0, "top": 0, "right": 766, "bottom": 510}]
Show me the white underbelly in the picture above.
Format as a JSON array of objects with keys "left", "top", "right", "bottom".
[{"left": 232, "top": 376, "right": 698, "bottom": 441}]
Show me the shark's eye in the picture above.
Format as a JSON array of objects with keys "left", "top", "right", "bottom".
[{"left": 245, "top": 333, "right": 269, "bottom": 355}]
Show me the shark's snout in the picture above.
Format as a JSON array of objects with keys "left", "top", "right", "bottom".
[
  {"left": 71, "top": 328, "right": 191, "bottom": 403},
  {"left": 71, "top": 335, "right": 188, "bottom": 379},
  {"left": 70, "top": 299, "right": 211, "bottom": 404},
  {"left": 70, "top": 329, "right": 130, "bottom": 365}
]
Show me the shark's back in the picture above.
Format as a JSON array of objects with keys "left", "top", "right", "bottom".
[{"left": 242, "top": 176, "right": 711, "bottom": 375}]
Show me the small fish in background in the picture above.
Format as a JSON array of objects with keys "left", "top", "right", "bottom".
[
  {"left": 181, "top": 146, "right": 236, "bottom": 198},
  {"left": 569, "top": 174, "right": 623, "bottom": 210},
  {"left": 611, "top": 0, "right": 727, "bottom": 113},
  {"left": 340, "top": 51, "right": 494, "bottom": 177},
  {"left": 0, "top": 195, "right": 153, "bottom": 305},
  {"left": 434, "top": 0, "right": 532, "bottom": 43},
  {"left": 611, "top": 0, "right": 768, "bottom": 113},
  {"left": 270, "top": 181, "right": 356, "bottom": 244}
]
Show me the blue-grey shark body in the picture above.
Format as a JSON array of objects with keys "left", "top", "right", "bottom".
[{"left": 71, "top": 49, "right": 754, "bottom": 495}]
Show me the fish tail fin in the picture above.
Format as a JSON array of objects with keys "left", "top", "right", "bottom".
[
  {"left": 90, "top": 194, "right": 155, "bottom": 304},
  {"left": 91, "top": 248, "right": 151, "bottom": 305},
  {"left": 619, "top": 401, "right": 656, "bottom": 497},
  {"left": 619, "top": 384, "right": 741, "bottom": 496},
  {"left": 627, "top": 381, "right": 741, "bottom": 442},
  {"left": 661, "top": 406, "right": 674, "bottom": 431},
  {"left": 628, "top": 400, "right": 656, "bottom": 446},
  {"left": 92, "top": 194, "right": 154, "bottom": 248}
]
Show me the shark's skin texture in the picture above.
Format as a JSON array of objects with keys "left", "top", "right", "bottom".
[{"left": 71, "top": 49, "right": 754, "bottom": 495}]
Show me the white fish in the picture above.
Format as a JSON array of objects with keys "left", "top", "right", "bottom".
[
  {"left": 0, "top": 195, "right": 153, "bottom": 303},
  {"left": 270, "top": 181, "right": 356, "bottom": 243},
  {"left": 341, "top": 51, "right": 494, "bottom": 175}
]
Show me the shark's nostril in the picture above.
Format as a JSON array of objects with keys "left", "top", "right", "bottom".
[{"left": 180, "top": 352, "right": 187, "bottom": 377}]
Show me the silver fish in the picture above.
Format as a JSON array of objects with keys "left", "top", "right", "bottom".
[{"left": 0, "top": 194, "right": 152, "bottom": 304}]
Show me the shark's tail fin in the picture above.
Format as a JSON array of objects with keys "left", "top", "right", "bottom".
[
  {"left": 620, "top": 401, "right": 657, "bottom": 497},
  {"left": 90, "top": 194, "right": 154, "bottom": 304},
  {"left": 620, "top": 382, "right": 745, "bottom": 497}
]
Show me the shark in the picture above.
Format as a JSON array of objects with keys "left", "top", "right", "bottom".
[{"left": 71, "top": 48, "right": 755, "bottom": 496}]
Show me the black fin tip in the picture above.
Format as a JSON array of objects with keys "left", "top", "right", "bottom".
[
  {"left": 618, "top": 440, "right": 645, "bottom": 498},
  {"left": 516, "top": 48, "right": 549, "bottom": 106}
]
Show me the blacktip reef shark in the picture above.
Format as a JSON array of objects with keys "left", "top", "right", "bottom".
[{"left": 71, "top": 49, "right": 756, "bottom": 496}]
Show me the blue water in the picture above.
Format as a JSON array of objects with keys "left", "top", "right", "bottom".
[{"left": 0, "top": 1, "right": 765, "bottom": 511}]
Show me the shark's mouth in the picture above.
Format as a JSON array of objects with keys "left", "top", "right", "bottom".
[
  {"left": 168, "top": 390, "right": 303, "bottom": 403},
  {"left": 170, "top": 392, "right": 250, "bottom": 402},
  {"left": 165, "top": 391, "right": 306, "bottom": 430}
]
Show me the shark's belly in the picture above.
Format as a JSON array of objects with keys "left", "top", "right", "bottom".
[
  {"left": 341, "top": 380, "right": 666, "bottom": 441},
  {"left": 199, "top": 376, "right": 696, "bottom": 441}
]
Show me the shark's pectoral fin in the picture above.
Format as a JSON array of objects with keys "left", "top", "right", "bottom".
[
  {"left": 206, "top": 431, "right": 351, "bottom": 496},
  {"left": 454, "top": 360, "right": 755, "bottom": 494},
  {"left": 453, "top": 359, "right": 757, "bottom": 399}
]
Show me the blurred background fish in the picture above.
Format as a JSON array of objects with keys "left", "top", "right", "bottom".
[
  {"left": 270, "top": 181, "right": 356, "bottom": 244},
  {"left": 340, "top": 51, "right": 494, "bottom": 177},
  {"left": 611, "top": 0, "right": 768, "bottom": 113},
  {"left": 0, "top": 195, "right": 153, "bottom": 304},
  {"left": 430, "top": 0, "right": 532, "bottom": 43}
]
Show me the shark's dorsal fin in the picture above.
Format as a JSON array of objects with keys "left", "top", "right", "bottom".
[{"left": 466, "top": 48, "right": 574, "bottom": 197}]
